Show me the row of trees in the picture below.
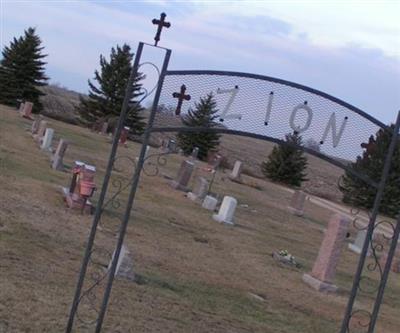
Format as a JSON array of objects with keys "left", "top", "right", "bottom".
[{"left": 1, "top": 27, "right": 399, "bottom": 216}]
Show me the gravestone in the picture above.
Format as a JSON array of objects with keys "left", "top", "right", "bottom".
[
  {"left": 287, "top": 190, "right": 306, "bottom": 217},
  {"left": 191, "top": 146, "right": 199, "bottom": 159},
  {"left": 18, "top": 102, "right": 25, "bottom": 114},
  {"left": 170, "top": 160, "right": 194, "bottom": 191},
  {"left": 202, "top": 195, "right": 218, "bottom": 211},
  {"left": 101, "top": 122, "right": 108, "bottom": 135},
  {"left": 41, "top": 128, "right": 54, "bottom": 151},
  {"left": 207, "top": 153, "right": 223, "bottom": 170},
  {"left": 187, "top": 177, "right": 209, "bottom": 201},
  {"left": 31, "top": 117, "right": 41, "bottom": 135},
  {"left": 213, "top": 196, "right": 237, "bottom": 225},
  {"left": 348, "top": 230, "right": 372, "bottom": 256},
  {"left": 108, "top": 245, "right": 135, "bottom": 281},
  {"left": 168, "top": 139, "right": 177, "bottom": 152},
  {"left": 303, "top": 214, "right": 351, "bottom": 292},
  {"left": 119, "top": 126, "right": 130, "bottom": 146},
  {"left": 229, "top": 160, "right": 243, "bottom": 181},
  {"left": 135, "top": 146, "right": 150, "bottom": 163},
  {"left": 21, "top": 102, "right": 34, "bottom": 120},
  {"left": 33, "top": 120, "right": 48, "bottom": 142},
  {"left": 62, "top": 161, "right": 95, "bottom": 214},
  {"left": 51, "top": 139, "right": 69, "bottom": 171}
]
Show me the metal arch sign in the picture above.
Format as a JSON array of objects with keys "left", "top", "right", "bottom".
[{"left": 153, "top": 70, "right": 388, "bottom": 171}]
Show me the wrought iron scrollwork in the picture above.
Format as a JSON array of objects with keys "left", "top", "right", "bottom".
[
  {"left": 347, "top": 309, "right": 372, "bottom": 331},
  {"left": 75, "top": 247, "right": 112, "bottom": 327},
  {"left": 337, "top": 172, "right": 399, "bottom": 332},
  {"left": 142, "top": 151, "right": 173, "bottom": 176}
]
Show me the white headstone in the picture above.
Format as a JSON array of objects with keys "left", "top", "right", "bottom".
[
  {"left": 41, "top": 128, "right": 54, "bottom": 151},
  {"left": 108, "top": 245, "right": 135, "bottom": 281},
  {"left": 202, "top": 195, "right": 218, "bottom": 211},
  {"left": 229, "top": 160, "right": 243, "bottom": 181},
  {"left": 191, "top": 146, "right": 199, "bottom": 159},
  {"left": 213, "top": 196, "right": 237, "bottom": 225},
  {"left": 348, "top": 230, "right": 372, "bottom": 256},
  {"left": 18, "top": 102, "right": 25, "bottom": 114},
  {"left": 135, "top": 145, "right": 150, "bottom": 163}
]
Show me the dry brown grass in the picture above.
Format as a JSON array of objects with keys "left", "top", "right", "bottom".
[{"left": 0, "top": 105, "right": 399, "bottom": 333}]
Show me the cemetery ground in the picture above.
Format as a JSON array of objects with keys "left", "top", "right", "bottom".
[{"left": 0, "top": 104, "right": 399, "bottom": 333}]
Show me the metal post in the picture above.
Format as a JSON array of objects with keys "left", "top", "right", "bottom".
[
  {"left": 366, "top": 114, "right": 400, "bottom": 332},
  {"left": 65, "top": 42, "right": 144, "bottom": 333},
  {"left": 368, "top": 214, "right": 400, "bottom": 332},
  {"left": 340, "top": 110, "right": 400, "bottom": 333},
  {"left": 94, "top": 48, "right": 172, "bottom": 333}
]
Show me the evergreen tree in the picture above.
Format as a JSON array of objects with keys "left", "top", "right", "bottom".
[
  {"left": 261, "top": 132, "right": 308, "bottom": 187},
  {"left": 0, "top": 27, "right": 48, "bottom": 112},
  {"left": 177, "top": 93, "right": 221, "bottom": 160},
  {"left": 78, "top": 44, "right": 145, "bottom": 135},
  {"left": 340, "top": 125, "right": 400, "bottom": 217}
]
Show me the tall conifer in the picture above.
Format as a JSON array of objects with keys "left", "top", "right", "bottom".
[
  {"left": 177, "top": 93, "right": 221, "bottom": 160},
  {"left": 340, "top": 126, "right": 400, "bottom": 217},
  {"left": 0, "top": 27, "right": 48, "bottom": 112},
  {"left": 78, "top": 44, "right": 145, "bottom": 135},
  {"left": 261, "top": 132, "right": 308, "bottom": 187}
]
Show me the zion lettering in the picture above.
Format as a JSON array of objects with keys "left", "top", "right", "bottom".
[{"left": 217, "top": 86, "right": 348, "bottom": 148}]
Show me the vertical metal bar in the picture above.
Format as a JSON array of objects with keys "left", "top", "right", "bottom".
[
  {"left": 367, "top": 112, "right": 400, "bottom": 332},
  {"left": 65, "top": 42, "right": 144, "bottom": 333},
  {"left": 368, "top": 214, "right": 400, "bottom": 332},
  {"left": 340, "top": 110, "right": 400, "bottom": 333},
  {"left": 94, "top": 48, "right": 172, "bottom": 333}
]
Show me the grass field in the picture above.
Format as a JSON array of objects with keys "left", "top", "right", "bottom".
[{"left": 0, "top": 105, "right": 399, "bottom": 333}]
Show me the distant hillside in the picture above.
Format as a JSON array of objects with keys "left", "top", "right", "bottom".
[{"left": 40, "top": 84, "right": 84, "bottom": 124}]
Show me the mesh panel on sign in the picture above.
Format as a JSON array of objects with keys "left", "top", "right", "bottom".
[{"left": 153, "top": 71, "right": 387, "bottom": 164}]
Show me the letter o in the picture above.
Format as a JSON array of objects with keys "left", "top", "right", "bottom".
[{"left": 289, "top": 103, "right": 313, "bottom": 133}]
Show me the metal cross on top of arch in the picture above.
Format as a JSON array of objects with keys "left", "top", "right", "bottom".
[{"left": 66, "top": 12, "right": 400, "bottom": 333}]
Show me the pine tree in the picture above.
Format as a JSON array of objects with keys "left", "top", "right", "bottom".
[
  {"left": 261, "top": 132, "right": 308, "bottom": 187},
  {"left": 177, "top": 93, "right": 221, "bottom": 160},
  {"left": 78, "top": 44, "right": 145, "bottom": 135},
  {"left": 340, "top": 125, "right": 400, "bottom": 217},
  {"left": 0, "top": 27, "right": 48, "bottom": 112}
]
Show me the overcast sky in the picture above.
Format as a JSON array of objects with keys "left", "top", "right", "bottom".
[{"left": 1, "top": 0, "right": 399, "bottom": 123}]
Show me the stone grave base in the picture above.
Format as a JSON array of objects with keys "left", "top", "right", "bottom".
[
  {"left": 302, "top": 273, "right": 338, "bottom": 293},
  {"left": 187, "top": 192, "right": 199, "bottom": 202},
  {"left": 170, "top": 180, "right": 190, "bottom": 192},
  {"left": 22, "top": 114, "right": 34, "bottom": 120},
  {"left": 32, "top": 134, "right": 42, "bottom": 142},
  {"left": 287, "top": 206, "right": 304, "bottom": 217},
  {"left": 228, "top": 176, "right": 243, "bottom": 184},
  {"left": 212, "top": 214, "right": 234, "bottom": 225},
  {"left": 348, "top": 243, "right": 372, "bottom": 257},
  {"left": 61, "top": 187, "right": 93, "bottom": 215},
  {"left": 348, "top": 243, "right": 362, "bottom": 254}
]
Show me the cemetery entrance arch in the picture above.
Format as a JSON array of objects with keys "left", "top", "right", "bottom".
[{"left": 66, "top": 42, "right": 400, "bottom": 333}]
